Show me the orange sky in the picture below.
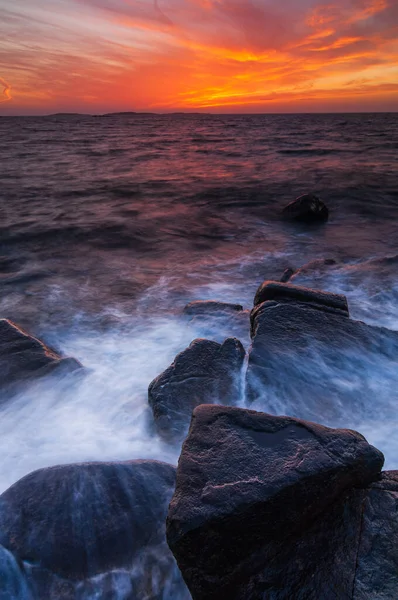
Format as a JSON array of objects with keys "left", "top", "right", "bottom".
[{"left": 1, "top": 0, "right": 398, "bottom": 114}]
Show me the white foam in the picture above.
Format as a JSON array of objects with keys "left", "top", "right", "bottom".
[
  {"left": 0, "top": 317, "right": 195, "bottom": 493},
  {"left": 1, "top": 252, "right": 398, "bottom": 493}
]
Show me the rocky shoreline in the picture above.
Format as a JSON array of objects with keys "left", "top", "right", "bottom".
[{"left": 0, "top": 278, "right": 397, "bottom": 598}]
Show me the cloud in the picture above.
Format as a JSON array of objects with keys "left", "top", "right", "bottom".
[
  {"left": 0, "top": 0, "right": 397, "bottom": 113},
  {"left": 0, "top": 77, "right": 12, "bottom": 103}
]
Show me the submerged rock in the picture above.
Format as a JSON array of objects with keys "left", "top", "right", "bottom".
[
  {"left": 167, "top": 405, "right": 387, "bottom": 600},
  {"left": 0, "top": 319, "right": 82, "bottom": 392},
  {"left": 279, "top": 258, "right": 337, "bottom": 285},
  {"left": 282, "top": 193, "right": 329, "bottom": 223},
  {"left": 279, "top": 267, "right": 295, "bottom": 283},
  {"left": 183, "top": 301, "right": 244, "bottom": 317},
  {"left": 0, "top": 460, "right": 189, "bottom": 599},
  {"left": 246, "top": 280, "right": 398, "bottom": 421},
  {"left": 183, "top": 301, "right": 250, "bottom": 347},
  {"left": 149, "top": 338, "right": 245, "bottom": 442}
]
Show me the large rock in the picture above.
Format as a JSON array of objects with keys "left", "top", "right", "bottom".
[
  {"left": 148, "top": 338, "right": 245, "bottom": 442},
  {"left": 166, "top": 405, "right": 387, "bottom": 600},
  {"left": 0, "top": 460, "right": 189, "bottom": 599},
  {"left": 282, "top": 193, "right": 329, "bottom": 223},
  {"left": 0, "top": 319, "right": 82, "bottom": 392},
  {"left": 246, "top": 281, "right": 398, "bottom": 423}
]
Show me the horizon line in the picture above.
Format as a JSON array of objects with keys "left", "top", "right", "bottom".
[{"left": 1, "top": 109, "right": 398, "bottom": 118}]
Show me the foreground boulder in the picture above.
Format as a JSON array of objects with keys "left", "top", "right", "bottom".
[
  {"left": 167, "top": 405, "right": 388, "bottom": 600},
  {"left": 0, "top": 460, "right": 189, "bottom": 599},
  {"left": 246, "top": 281, "right": 398, "bottom": 423},
  {"left": 149, "top": 338, "right": 245, "bottom": 442},
  {"left": 0, "top": 319, "right": 82, "bottom": 392},
  {"left": 282, "top": 193, "right": 329, "bottom": 223}
]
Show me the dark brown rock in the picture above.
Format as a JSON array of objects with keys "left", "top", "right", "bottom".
[
  {"left": 148, "top": 338, "right": 245, "bottom": 442},
  {"left": 167, "top": 405, "right": 384, "bottom": 600},
  {"left": 0, "top": 319, "right": 82, "bottom": 392},
  {"left": 282, "top": 193, "right": 329, "bottom": 223}
]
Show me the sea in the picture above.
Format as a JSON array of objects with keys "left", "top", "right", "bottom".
[{"left": 0, "top": 112, "right": 398, "bottom": 494}]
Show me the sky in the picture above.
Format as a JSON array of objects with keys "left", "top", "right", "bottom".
[{"left": 0, "top": 0, "right": 397, "bottom": 114}]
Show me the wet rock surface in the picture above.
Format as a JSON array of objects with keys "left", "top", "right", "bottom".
[
  {"left": 353, "top": 471, "right": 398, "bottom": 599},
  {"left": 183, "top": 301, "right": 250, "bottom": 347},
  {"left": 0, "top": 460, "right": 189, "bottom": 599},
  {"left": 149, "top": 338, "right": 245, "bottom": 442},
  {"left": 253, "top": 280, "right": 349, "bottom": 314},
  {"left": 247, "top": 281, "right": 398, "bottom": 421},
  {"left": 0, "top": 543, "right": 31, "bottom": 599},
  {"left": 183, "top": 301, "right": 244, "bottom": 317},
  {"left": 1, "top": 275, "right": 397, "bottom": 599},
  {"left": 0, "top": 319, "right": 82, "bottom": 393},
  {"left": 166, "top": 405, "right": 393, "bottom": 600}
]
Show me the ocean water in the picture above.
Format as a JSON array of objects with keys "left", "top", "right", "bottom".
[{"left": 0, "top": 112, "right": 398, "bottom": 493}]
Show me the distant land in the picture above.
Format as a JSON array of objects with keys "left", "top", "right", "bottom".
[
  {"left": 50, "top": 111, "right": 207, "bottom": 117},
  {"left": 0, "top": 110, "right": 397, "bottom": 118},
  {"left": 0, "top": 111, "right": 207, "bottom": 118}
]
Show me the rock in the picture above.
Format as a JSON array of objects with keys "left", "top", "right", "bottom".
[
  {"left": 183, "top": 301, "right": 250, "bottom": 347},
  {"left": 290, "top": 255, "right": 398, "bottom": 290},
  {"left": 353, "top": 471, "right": 398, "bottom": 598},
  {"left": 167, "top": 405, "right": 384, "bottom": 600},
  {"left": 279, "top": 268, "right": 295, "bottom": 283},
  {"left": 0, "top": 319, "right": 82, "bottom": 392},
  {"left": 282, "top": 193, "right": 329, "bottom": 223},
  {"left": 253, "top": 280, "right": 349, "bottom": 314},
  {"left": 0, "top": 460, "right": 189, "bottom": 599},
  {"left": 286, "top": 255, "right": 398, "bottom": 327},
  {"left": 289, "top": 258, "right": 337, "bottom": 281},
  {"left": 279, "top": 259, "right": 338, "bottom": 286},
  {"left": 183, "top": 301, "right": 244, "bottom": 317},
  {"left": 247, "top": 281, "right": 398, "bottom": 422},
  {"left": 0, "top": 543, "right": 31, "bottom": 599},
  {"left": 149, "top": 338, "right": 245, "bottom": 442}
]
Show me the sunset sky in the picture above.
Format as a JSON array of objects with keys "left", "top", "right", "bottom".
[{"left": 1, "top": 0, "right": 398, "bottom": 114}]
